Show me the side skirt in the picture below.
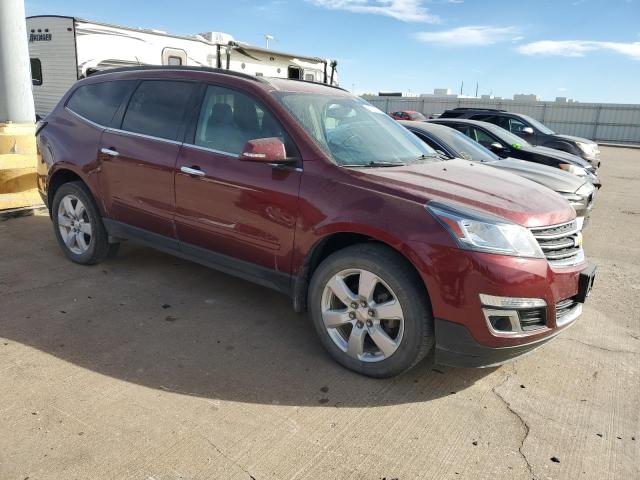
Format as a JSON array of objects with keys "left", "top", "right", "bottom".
[{"left": 103, "top": 219, "right": 293, "bottom": 296}]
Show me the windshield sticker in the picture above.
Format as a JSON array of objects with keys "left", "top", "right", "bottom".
[{"left": 512, "top": 143, "right": 522, "bottom": 150}]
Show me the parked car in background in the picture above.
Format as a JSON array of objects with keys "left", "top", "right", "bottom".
[
  {"left": 439, "top": 108, "right": 601, "bottom": 166},
  {"left": 430, "top": 118, "right": 601, "bottom": 188},
  {"left": 389, "top": 110, "right": 427, "bottom": 121},
  {"left": 36, "top": 66, "right": 596, "bottom": 377},
  {"left": 400, "top": 121, "right": 596, "bottom": 229}
]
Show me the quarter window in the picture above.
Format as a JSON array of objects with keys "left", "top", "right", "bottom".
[
  {"left": 121, "top": 81, "right": 198, "bottom": 140},
  {"left": 193, "top": 85, "right": 297, "bottom": 157},
  {"left": 67, "top": 81, "right": 136, "bottom": 126},
  {"left": 30, "top": 58, "right": 42, "bottom": 86}
]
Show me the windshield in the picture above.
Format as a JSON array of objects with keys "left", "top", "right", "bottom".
[
  {"left": 274, "top": 93, "right": 438, "bottom": 166},
  {"left": 434, "top": 126, "right": 500, "bottom": 162},
  {"left": 487, "top": 123, "right": 533, "bottom": 147},
  {"left": 409, "top": 112, "right": 427, "bottom": 121},
  {"left": 520, "top": 114, "right": 555, "bottom": 135}
]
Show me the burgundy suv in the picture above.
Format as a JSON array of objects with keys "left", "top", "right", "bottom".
[{"left": 36, "top": 67, "right": 596, "bottom": 377}]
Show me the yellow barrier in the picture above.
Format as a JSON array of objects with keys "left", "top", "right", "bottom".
[{"left": 0, "top": 123, "right": 43, "bottom": 212}]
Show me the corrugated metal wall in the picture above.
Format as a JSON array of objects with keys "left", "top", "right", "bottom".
[{"left": 362, "top": 96, "right": 640, "bottom": 144}]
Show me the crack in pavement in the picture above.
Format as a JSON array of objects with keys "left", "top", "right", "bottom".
[
  {"left": 200, "top": 435, "right": 257, "bottom": 480},
  {"left": 492, "top": 368, "right": 537, "bottom": 480},
  {"left": 558, "top": 336, "right": 640, "bottom": 355}
]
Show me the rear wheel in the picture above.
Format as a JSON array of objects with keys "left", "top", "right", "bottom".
[
  {"left": 52, "top": 181, "right": 118, "bottom": 265},
  {"left": 309, "top": 244, "right": 434, "bottom": 378}
]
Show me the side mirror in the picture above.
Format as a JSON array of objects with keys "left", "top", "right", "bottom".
[
  {"left": 240, "top": 137, "right": 288, "bottom": 164},
  {"left": 522, "top": 127, "right": 534, "bottom": 135},
  {"left": 490, "top": 142, "right": 505, "bottom": 153}
]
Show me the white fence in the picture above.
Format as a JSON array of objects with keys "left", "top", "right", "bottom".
[{"left": 362, "top": 96, "right": 640, "bottom": 145}]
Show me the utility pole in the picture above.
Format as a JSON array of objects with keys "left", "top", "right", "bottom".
[
  {"left": 0, "top": 0, "right": 35, "bottom": 123},
  {"left": 475, "top": 82, "right": 479, "bottom": 98},
  {"left": 460, "top": 81, "right": 463, "bottom": 96},
  {"left": 0, "top": 0, "right": 41, "bottom": 212}
]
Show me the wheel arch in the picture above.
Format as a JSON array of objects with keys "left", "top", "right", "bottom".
[
  {"left": 292, "top": 229, "right": 430, "bottom": 313},
  {"left": 47, "top": 166, "right": 101, "bottom": 214}
]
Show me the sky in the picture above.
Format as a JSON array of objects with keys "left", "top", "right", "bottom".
[{"left": 25, "top": 0, "right": 640, "bottom": 103}]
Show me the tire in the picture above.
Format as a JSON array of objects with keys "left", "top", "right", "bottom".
[
  {"left": 309, "top": 244, "right": 434, "bottom": 378},
  {"left": 51, "top": 181, "right": 119, "bottom": 265}
]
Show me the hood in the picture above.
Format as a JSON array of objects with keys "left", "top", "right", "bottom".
[
  {"left": 351, "top": 159, "right": 574, "bottom": 228},
  {"left": 553, "top": 133, "right": 597, "bottom": 145},
  {"left": 523, "top": 145, "right": 592, "bottom": 168},
  {"left": 484, "top": 157, "right": 587, "bottom": 194}
]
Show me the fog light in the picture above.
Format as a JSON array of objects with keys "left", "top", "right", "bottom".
[{"left": 480, "top": 294, "right": 548, "bottom": 336}]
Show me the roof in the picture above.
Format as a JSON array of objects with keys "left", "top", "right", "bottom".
[{"left": 87, "top": 66, "right": 348, "bottom": 94}]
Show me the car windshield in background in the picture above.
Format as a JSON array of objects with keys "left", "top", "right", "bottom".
[
  {"left": 437, "top": 127, "right": 500, "bottom": 162},
  {"left": 409, "top": 112, "right": 427, "bottom": 121},
  {"left": 275, "top": 93, "right": 438, "bottom": 166},
  {"left": 521, "top": 114, "right": 555, "bottom": 135}
]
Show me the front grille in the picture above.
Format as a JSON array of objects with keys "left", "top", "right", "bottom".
[
  {"left": 530, "top": 220, "right": 583, "bottom": 266},
  {"left": 518, "top": 308, "right": 546, "bottom": 331}
]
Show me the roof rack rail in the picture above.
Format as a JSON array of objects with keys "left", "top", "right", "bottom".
[
  {"left": 269, "top": 76, "right": 347, "bottom": 92},
  {"left": 452, "top": 107, "right": 506, "bottom": 112},
  {"left": 88, "top": 65, "right": 268, "bottom": 83}
]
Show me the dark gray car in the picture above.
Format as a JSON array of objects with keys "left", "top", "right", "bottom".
[
  {"left": 439, "top": 108, "right": 601, "bottom": 167},
  {"left": 400, "top": 120, "right": 596, "bottom": 229}
]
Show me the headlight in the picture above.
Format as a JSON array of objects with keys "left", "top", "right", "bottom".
[
  {"left": 427, "top": 202, "right": 544, "bottom": 258},
  {"left": 559, "top": 163, "right": 588, "bottom": 176},
  {"left": 559, "top": 192, "right": 584, "bottom": 207}
]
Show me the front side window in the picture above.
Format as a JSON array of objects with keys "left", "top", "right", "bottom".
[
  {"left": 121, "top": 80, "right": 198, "bottom": 140},
  {"left": 275, "top": 93, "right": 437, "bottom": 166},
  {"left": 67, "top": 80, "right": 136, "bottom": 126},
  {"left": 194, "top": 85, "right": 297, "bottom": 157},
  {"left": 508, "top": 117, "right": 528, "bottom": 134},
  {"left": 470, "top": 127, "right": 499, "bottom": 149},
  {"left": 30, "top": 58, "right": 42, "bottom": 86}
]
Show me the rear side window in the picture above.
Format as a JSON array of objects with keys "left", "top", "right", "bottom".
[
  {"left": 121, "top": 81, "right": 198, "bottom": 141},
  {"left": 30, "top": 58, "right": 42, "bottom": 85},
  {"left": 67, "top": 81, "right": 136, "bottom": 126}
]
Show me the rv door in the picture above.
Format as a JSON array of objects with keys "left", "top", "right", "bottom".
[{"left": 26, "top": 16, "right": 78, "bottom": 118}]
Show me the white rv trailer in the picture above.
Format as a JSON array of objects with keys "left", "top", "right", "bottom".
[{"left": 26, "top": 16, "right": 338, "bottom": 118}]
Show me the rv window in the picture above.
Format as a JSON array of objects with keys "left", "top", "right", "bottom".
[
  {"left": 67, "top": 81, "right": 137, "bottom": 126},
  {"left": 30, "top": 58, "right": 42, "bottom": 86},
  {"left": 121, "top": 81, "right": 198, "bottom": 141},
  {"left": 167, "top": 56, "right": 182, "bottom": 66},
  {"left": 193, "top": 85, "right": 297, "bottom": 157}
]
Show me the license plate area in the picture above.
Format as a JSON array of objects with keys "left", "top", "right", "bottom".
[{"left": 575, "top": 264, "right": 597, "bottom": 303}]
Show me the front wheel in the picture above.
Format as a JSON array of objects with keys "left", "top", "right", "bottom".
[{"left": 309, "top": 244, "right": 434, "bottom": 378}]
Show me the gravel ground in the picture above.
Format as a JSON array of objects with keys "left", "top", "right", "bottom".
[{"left": 0, "top": 146, "right": 638, "bottom": 480}]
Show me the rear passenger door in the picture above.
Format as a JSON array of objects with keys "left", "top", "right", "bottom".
[
  {"left": 174, "top": 84, "right": 302, "bottom": 280},
  {"left": 98, "top": 80, "right": 199, "bottom": 240}
]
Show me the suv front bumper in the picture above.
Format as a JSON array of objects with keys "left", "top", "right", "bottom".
[{"left": 433, "top": 265, "right": 596, "bottom": 368}]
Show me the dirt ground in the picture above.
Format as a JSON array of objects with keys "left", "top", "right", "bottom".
[{"left": 0, "top": 146, "right": 638, "bottom": 480}]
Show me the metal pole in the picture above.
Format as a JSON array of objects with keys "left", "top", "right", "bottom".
[{"left": 0, "top": 0, "right": 35, "bottom": 123}]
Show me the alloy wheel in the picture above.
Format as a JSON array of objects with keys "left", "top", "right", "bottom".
[
  {"left": 57, "top": 194, "right": 92, "bottom": 255},
  {"left": 321, "top": 268, "right": 404, "bottom": 362}
]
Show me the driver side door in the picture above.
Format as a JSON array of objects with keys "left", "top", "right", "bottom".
[{"left": 174, "top": 84, "right": 302, "bottom": 281}]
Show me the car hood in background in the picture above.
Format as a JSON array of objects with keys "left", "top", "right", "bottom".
[
  {"left": 552, "top": 134, "right": 598, "bottom": 146},
  {"left": 350, "top": 159, "right": 574, "bottom": 228},
  {"left": 484, "top": 157, "right": 587, "bottom": 194},
  {"left": 523, "top": 145, "right": 592, "bottom": 168}
]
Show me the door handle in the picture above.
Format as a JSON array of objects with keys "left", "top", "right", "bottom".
[
  {"left": 100, "top": 147, "right": 119, "bottom": 157},
  {"left": 180, "top": 166, "right": 205, "bottom": 177}
]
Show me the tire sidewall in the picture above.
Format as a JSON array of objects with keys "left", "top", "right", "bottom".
[{"left": 309, "top": 246, "right": 433, "bottom": 378}]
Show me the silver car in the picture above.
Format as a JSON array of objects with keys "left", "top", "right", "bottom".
[{"left": 401, "top": 120, "right": 596, "bottom": 229}]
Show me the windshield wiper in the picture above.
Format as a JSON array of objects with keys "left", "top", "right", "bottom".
[{"left": 342, "top": 161, "right": 406, "bottom": 168}]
